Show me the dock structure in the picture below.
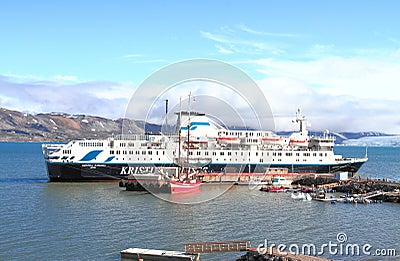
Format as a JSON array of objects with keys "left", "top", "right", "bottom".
[
  {"left": 121, "top": 241, "right": 332, "bottom": 261},
  {"left": 184, "top": 240, "right": 250, "bottom": 253},
  {"left": 120, "top": 248, "right": 199, "bottom": 261}
]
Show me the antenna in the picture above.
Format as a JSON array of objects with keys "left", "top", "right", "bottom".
[{"left": 165, "top": 99, "right": 168, "bottom": 134}]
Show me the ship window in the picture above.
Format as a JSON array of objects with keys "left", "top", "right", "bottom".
[
  {"left": 278, "top": 153, "right": 282, "bottom": 156},
  {"left": 148, "top": 151, "right": 152, "bottom": 155},
  {"left": 296, "top": 153, "right": 300, "bottom": 156},
  {"left": 205, "top": 152, "right": 209, "bottom": 156},
  {"left": 116, "top": 150, "right": 120, "bottom": 155},
  {"left": 286, "top": 153, "right": 292, "bottom": 156},
  {"left": 189, "top": 151, "right": 193, "bottom": 155},
  {"left": 325, "top": 153, "right": 327, "bottom": 157},
  {"left": 319, "top": 153, "right": 323, "bottom": 157},
  {"left": 156, "top": 151, "right": 159, "bottom": 155},
  {"left": 110, "top": 150, "right": 114, "bottom": 155},
  {"left": 313, "top": 153, "right": 317, "bottom": 157},
  {"left": 213, "top": 152, "right": 216, "bottom": 156},
  {"left": 220, "top": 152, "right": 224, "bottom": 156},
  {"left": 142, "top": 151, "right": 146, "bottom": 155},
  {"left": 197, "top": 151, "right": 201, "bottom": 155},
  {"left": 256, "top": 152, "right": 258, "bottom": 156},
  {"left": 228, "top": 152, "right": 231, "bottom": 156}
]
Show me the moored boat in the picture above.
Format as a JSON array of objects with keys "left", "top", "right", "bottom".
[
  {"left": 170, "top": 180, "right": 201, "bottom": 194},
  {"left": 42, "top": 109, "right": 368, "bottom": 182}
]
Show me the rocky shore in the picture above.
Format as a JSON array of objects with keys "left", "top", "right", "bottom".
[{"left": 294, "top": 176, "right": 400, "bottom": 203}]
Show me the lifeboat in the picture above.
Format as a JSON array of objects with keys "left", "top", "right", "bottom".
[{"left": 217, "top": 136, "right": 241, "bottom": 145}]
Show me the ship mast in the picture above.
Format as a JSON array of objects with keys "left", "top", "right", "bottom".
[
  {"left": 186, "top": 92, "right": 192, "bottom": 177},
  {"left": 165, "top": 99, "right": 168, "bottom": 134},
  {"left": 178, "top": 97, "right": 182, "bottom": 178}
]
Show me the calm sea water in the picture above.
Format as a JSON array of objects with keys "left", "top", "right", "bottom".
[{"left": 0, "top": 143, "right": 399, "bottom": 260}]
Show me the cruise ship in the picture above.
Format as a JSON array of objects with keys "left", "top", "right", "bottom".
[{"left": 42, "top": 109, "right": 368, "bottom": 181}]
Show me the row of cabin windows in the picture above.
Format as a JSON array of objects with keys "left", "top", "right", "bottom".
[
  {"left": 110, "top": 149, "right": 328, "bottom": 158},
  {"left": 218, "top": 131, "right": 269, "bottom": 137},
  {"left": 62, "top": 149, "right": 72, "bottom": 154},
  {"left": 118, "top": 142, "right": 146, "bottom": 147},
  {"left": 110, "top": 150, "right": 166, "bottom": 156},
  {"left": 115, "top": 158, "right": 162, "bottom": 161},
  {"left": 189, "top": 151, "right": 329, "bottom": 157},
  {"left": 79, "top": 142, "right": 103, "bottom": 147}
]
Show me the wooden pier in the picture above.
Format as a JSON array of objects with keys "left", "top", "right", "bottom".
[
  {"left": 184, "top": 240, "right": 250, "bottom": 253},
  {"left": 121, "top": 240, "right": 331, "bottom": 261}
]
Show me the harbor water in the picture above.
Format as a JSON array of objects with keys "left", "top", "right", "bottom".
[{"left": 0, "top": 143, "right": 399, "bottom": 260}]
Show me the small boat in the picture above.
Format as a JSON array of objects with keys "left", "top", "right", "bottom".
[
  {"left": 236, "top": 178, "right": 269, "bottom": 186},
  {"left": 291, "top": 192, "right": 306, "bottom": 199},
  {"left": 314, "top": 197, "right": 344, "bottom": 203},
  {"left": 260, "top": 186, "right": 286, "bottom": 193},
  {"left": 170, "top": 179, "right": 201, "bottom": 194},
  {"left": 291, "top": 192, "right": 312, "bottom": 201},
  {"left": 271, "top": 176, "right": 292, "bottom": 187}
]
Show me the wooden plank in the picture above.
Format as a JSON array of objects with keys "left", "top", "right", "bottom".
[{"left": 184, "top": 240, "right": 250, "bottom": 253}]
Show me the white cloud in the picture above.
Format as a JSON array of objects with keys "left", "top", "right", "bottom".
[
  {"left": 52, "top": 75, "right": 78, "bottom": 82},
  {"left": 3, "top": 49, "right": 400, "bottom": 134},
  {"left": 237, "top": 24, "right": 299, "bottom": 38},
  {"left": 123, "top": 54, "right": 143, "bottom": 58},
  {"left": 0, "top": 75, "right": 134, "bottom": 119},
  {"left": 215, "top": 45, "right": 233, "bottom": 54},
  {"left": 256, "top": 75, "right": 400, "bottom": 133},
  {"left": 200, "top": 30, "right": 284, "bottom": 55},
  {"left": 254, "top": 56, "right": 400, "bottom": 101}
]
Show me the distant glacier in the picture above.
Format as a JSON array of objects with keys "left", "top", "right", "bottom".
[{"left": 341, "top": 135, "right": 400, "bottom": 147}]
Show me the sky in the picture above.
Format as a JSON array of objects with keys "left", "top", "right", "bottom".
[{"left": 1, "top": 1, "right": 400, "bottom": 132}]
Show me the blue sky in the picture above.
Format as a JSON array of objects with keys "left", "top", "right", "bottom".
[{"left": 1, "top": 1, "right": 400, "bottom": 132}]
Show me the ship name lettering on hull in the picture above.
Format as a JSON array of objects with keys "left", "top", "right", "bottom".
[{"left": 120, "top": 166, "right": 155, "bottom": 175}]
